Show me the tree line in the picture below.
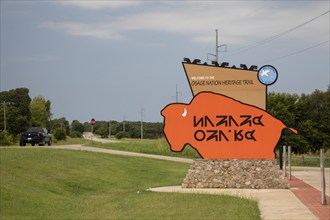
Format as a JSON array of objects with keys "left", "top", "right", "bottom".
[
  {"left": 0, "top": 87, "right": 329, "bottom": 153},
  {"left": 0, "top": 88, "right": 164, "bottom": 143},
  {"left": 268, "top": 87, "right": 329, "bottom": 154}
]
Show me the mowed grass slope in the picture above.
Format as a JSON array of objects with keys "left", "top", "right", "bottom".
[{"left": 0, "top": 148, "right": 260, "bottom": 219}]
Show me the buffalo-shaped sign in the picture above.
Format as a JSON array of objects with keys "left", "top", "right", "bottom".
[{"left": 161, "top": 92, "right": 297, "bottom": 159}]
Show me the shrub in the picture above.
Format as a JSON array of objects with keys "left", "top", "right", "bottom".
[
  {"left": 70, "top": 131, "right": 82, "bottom": 138},
  {"left": 0, "top": 130, "right": 14, "bottom": 146},
  {"left": 115, "top": 131, "right": 130, "bottom": 140},
  {"left": 53, "top": 128, "right": 67, "bottom": 141}
]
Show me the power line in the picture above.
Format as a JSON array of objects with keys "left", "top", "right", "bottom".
[
  {"left": 226, "top": 10, "right": 329, "bottom": 57},
  {"left": 258, "top": 40, "right": 329, "bottom": 64}
]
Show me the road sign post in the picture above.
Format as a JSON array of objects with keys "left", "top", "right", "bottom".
[{"left": 90, "top": 118, "right": 96, "bottom": 140}]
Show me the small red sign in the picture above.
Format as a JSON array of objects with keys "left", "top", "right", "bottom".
[{"left": 91, "top": 118, "right": 96, "bottom": 126}]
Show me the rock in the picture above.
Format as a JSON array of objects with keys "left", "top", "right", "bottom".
[{"left": 182, "top": 159, "right": 289, "bottom": 189}]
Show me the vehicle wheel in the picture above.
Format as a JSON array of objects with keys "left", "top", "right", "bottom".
[
  {"left": 20, "top": 141, "right": 26, "bottom": 147},
  {"left": 32, "top": 143, "right": 35, "bottom": 146}
]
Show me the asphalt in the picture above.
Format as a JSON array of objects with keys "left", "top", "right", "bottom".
[{"left": 4, "top": 144, "right": 329, "bottom": 220}]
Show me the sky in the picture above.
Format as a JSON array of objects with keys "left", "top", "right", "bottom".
[{"left": 1, "top": 0, "right": 329, "bottom": 123}]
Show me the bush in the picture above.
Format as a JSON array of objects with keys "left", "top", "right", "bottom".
[
  {"left": 70, "top": 131, "right": 82, "bottom": 138},
  {"left": 0, "top": 131, "right": 14, "bottom": 146},
  {"left": 95, "top": 126, "right": 109, "bottom": 138},
  {"left": 53, "top": 128, "right": 67, "bottom": 141},
  {"left": 115, "top": 131, "right": 130, "bottom": 140}
]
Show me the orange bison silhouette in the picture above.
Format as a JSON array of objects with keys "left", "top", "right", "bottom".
[{"left": 161, "top": 92, "right": 297, "bottom": 159}]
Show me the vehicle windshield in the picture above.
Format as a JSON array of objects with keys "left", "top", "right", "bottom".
[{"left": 26, "top": 127, "right": 43, "bottom": 133}]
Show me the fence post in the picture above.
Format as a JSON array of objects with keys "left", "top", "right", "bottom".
[
  {"left": 321, "top": 149, "right": 327, "bottom": 205},
  {"left": 283, "top": 145, "right": 286, "bottom": 177},
  {"left": 288, "top": 146, "right": 291, "bottom": 180}
]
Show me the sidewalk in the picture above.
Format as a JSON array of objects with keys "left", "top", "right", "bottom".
[{"left": 287, "top": 175, "right": 329, "bottom": 220}]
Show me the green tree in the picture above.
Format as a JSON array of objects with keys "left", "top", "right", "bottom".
[
  {"left": 0, "top": 88, "right": 31, "bottom": 135},
  {"left": 267, "top": 92, "right": 299, "bottom": 150},
  {"left": 296, "top": 88, "right": 330, "bottom": 152},
  {"left": 51, "top": 118, "right": 69, "bottom": 134},
  {"left": 267, "top": 88, "right": 330, "bottom": 153},
  {"left": 53, "top": 128, "right": 66, "bottom": 141},
  {"left": 71, "top": 120, "right": 85, "bottom": 134},
  {"left": 30, "top": 96, "right": 52, "bottom": 128},
  {"left": 95, "top": 125, "right": 109, "bottom": 138}
]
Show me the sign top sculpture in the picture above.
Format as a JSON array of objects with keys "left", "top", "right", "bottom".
[{"left": 182, "top": 58, "right": 278, "bottom": 110}]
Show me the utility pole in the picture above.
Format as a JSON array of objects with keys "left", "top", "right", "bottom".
[
  {"left": 215, "top": 29, "right": 219, "bottom": 62},
  {"left": 140, "top": 105, "right": 143, "bottom": 139},
  {"left": 3, "top": 101, "right": 6, "bottom": 132},
  {"left": 176, "top": 84, "right": 178, "bottom": 103},
  {"left": 109, "top": 120, "right": 111, "bottom": 137},
  {"left": 172, "top": 84, "right": 181, "bottom": 103},
  {"left": 123, "top": 115, "right": 126, "bottom": 132},
  {"left": 207, "top": 29, "right": 227, "bottom": 63}
]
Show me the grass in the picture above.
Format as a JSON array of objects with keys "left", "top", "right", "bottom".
[
  {"left": 84, "top": 137, "right": 330, "bottom": 167},
  {"left": 84, "top": 138, "right": 202, "bottom": 159},
  {"left": 285, "top": 155, "right": 330, "bottom": 167},
  {"left": 275, "top": 151, "right": 330, "bottom": 168},
  {"left": 0, "top": 148, "right": 261, "bottom": 219}
]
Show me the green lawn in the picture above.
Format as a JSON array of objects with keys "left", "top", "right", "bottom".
[
  {"left": 0, "top": 148, "right": 260, "bottom": 219},
  {"left": 84, "top": 138, "right": 202, "bottom": 158},
  {"left": 84, "top": 137, "right": 330, "bottom": 167}
]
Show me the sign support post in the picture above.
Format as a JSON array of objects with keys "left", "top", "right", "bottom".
[
  {"left": 288, "top": 146, "right": 291, "bottom": 180},
  {"left": 283, "top": 145, "right": 287, "bottom": 177},
  {"left": 321, "top": 149, "right": 327, "bottom": 205}
]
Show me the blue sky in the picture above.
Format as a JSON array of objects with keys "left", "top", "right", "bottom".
[{"left": 1, "top": 1, "right": 329, "bottom": 123}]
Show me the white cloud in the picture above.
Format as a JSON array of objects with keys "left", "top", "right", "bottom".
[
  {"left": 40, "top": 1, "right": 329, "bottom": 45},
  {"left": 53, "top": 0, "right": 141, "bottom": 9},
  {"left": 39, "top": 21, "right": 123, "bottom": 40},
  {"left": 14, "top": 54, "right": 61, "bottom": 63}
]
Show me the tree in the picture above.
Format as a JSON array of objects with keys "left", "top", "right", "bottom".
[
  {"left": 53, "top": 128, "right": 66, "bottom": 141},
  {"left": 95, "top": 125, "right": 109, "bottom": 138},
  {"left": 51, "top": 117, "right": 69, "bottom": 134},
  {"left": 267, "top": 88, "right": 330, "bottom": 153},
  {"left": 71, "top": 120, "right": 85, "bottom": 134},
  {"left": 0, "top": 88, "right": 31, "bottom": 135},
  {"left": 70, "top": 120, "right": 85, "bottom": 137},
  {"left": 267, "top": 92, "right": 299, "bottom": 151},
  {"left": 296, "top": 88, "right": 330, "bottom": 152},
  {"left": 30, "top": 96, "right": 52, "bottom": 128}
]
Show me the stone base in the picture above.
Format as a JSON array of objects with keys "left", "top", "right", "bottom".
[{"left": 182, "top": 159, "right": 289, "bottom": 189}]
